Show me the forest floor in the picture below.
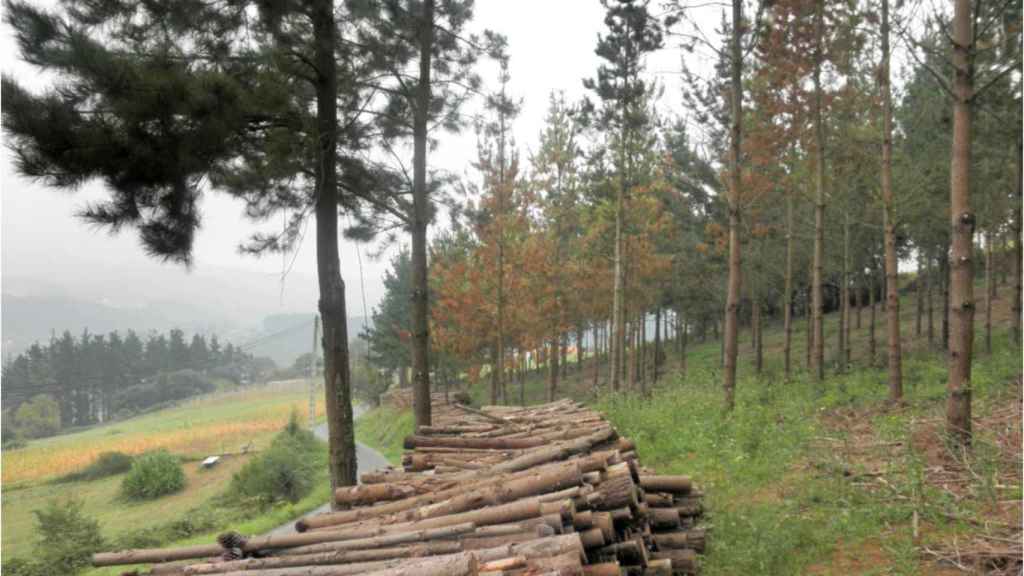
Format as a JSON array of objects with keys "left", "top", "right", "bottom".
[{"left": 357, "top": 281, "right": 1022, "bottom": 574}]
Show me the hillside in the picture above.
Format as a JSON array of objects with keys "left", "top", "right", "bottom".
[{"left": 356, "top": 283, "right": 1022, "bottom": 575}]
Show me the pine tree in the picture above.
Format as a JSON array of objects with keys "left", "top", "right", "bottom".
[
  {"left": 584, "top": 0, "right": 663, "bottom": 393},
  {"left": 1, "top": 0, "right": 380, "bottom": 488},
  {"left": 362, "top": 248, "right": 414, "bottom": 382}
]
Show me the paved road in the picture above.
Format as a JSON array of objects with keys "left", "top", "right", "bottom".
[{"left": 266, "top": 405, "right": 391, "bottom": 536}]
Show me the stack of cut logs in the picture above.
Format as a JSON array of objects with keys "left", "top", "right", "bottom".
[{"left": 95, "top": 398, "right": 705, "bottom": 575}]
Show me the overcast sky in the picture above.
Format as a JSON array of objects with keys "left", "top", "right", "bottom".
[{"left": 1, "top": 1, "right": 712, "bottom": 322}]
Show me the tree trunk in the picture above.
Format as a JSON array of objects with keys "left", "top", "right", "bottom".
[
  {"left": 783, "top": 195, "right": 793, "bottom": 380},
  {"left": 985, "top": 230, "right": 993, "bottom": 354},
  {"left": 868, "top": 274, "right": 877, "bottom": 366},
  {"left": 752, "top": 296, "right": 762, "bottom": 375},
  {"left": 880, "top": 0, "right": 903, "bottom": 401},
  {"left": 609, "top": 152, "right": 625, "bottom": 393},
  {"left": 680, "top": 320, "right": 688, "bottom": 375},
  {"left": 622, "top": 315, "right": 630, "bottom": 387},
  {"left": 519, "top": 352, "right": 525, "bottom": 406},
  {"left": 577, "top": 325, "right": 584, "bottom": 373},
  {"left": 839, "top": 211, "right": 850, "bottom": 374},
  {"left": 941, "top": 252, "right": 950, "bottom": 351},
  {"left": 639, "top": 313, "right": 647, "bottom": 395},
  {"left": 410, "top": 0, "right": 435, "bottom": 428},
  {"left": 313, "top": 0, "right": 356, "bottom": 493},
  {"left": 490, "top": 345, "right": 499, "bottom": 405},
  {"left": 806, "top": 280, "right": 813, "bottom": 369},
  {"left": 560, "top": 334, "right": 568, "bottom": 379},
  {"left": 811, "top": 0, "right": 826, "bottom": 385},
  {"left": 946, "top": 0, "right": 975, "bottom": 445},
  {"left": 653, "top": 307, "right": 662, "bottom": 384},
  {"left": 915, "top": 252, "right": 924, "bottom": 337},
  {"left": 722, "top": 0, "right": 744, "bottom": 411},
  {"left": 548, "top": 336, "right": 559, "bottom": 402},
  {"left": 1013, "top": 136, "right": 1023, "bottom": 345},
  {"left": 927, "top": 254, "right": 936, "bottom": 344}
]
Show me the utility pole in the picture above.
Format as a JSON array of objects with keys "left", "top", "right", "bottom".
[{"left": 309, "top": 314, "right": 319, "bottom": 429}]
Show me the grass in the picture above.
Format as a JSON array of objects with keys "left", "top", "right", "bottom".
[
  {"left": 1, "top": 379, "right": 327, "bottom": 561},
  {"left": 597, "top": 338, "right": 1019, "bottom": 575},
  {"left": 354, "top": 406, "right": 415, "bottom": 465},
  {"left": 3, "top": 380, "right": 326, "bottom": 486},
  {"left": 454, "top": 277, "right": 1021, "bottom": 574}
]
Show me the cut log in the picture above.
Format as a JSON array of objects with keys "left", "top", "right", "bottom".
[
  {"left": 651, "top": 530, "right": 705, "bottom": 553},
  {"left": 583, "top": 563, "right": 624, "bottom": 576},
  {"left": 94, "top": 545, "right": 225, "bottom": 567},
  {"left": 638, "top": 476, "right": 691, "bottom": 495},
  {"left": 648, "top": 508, "right": 680, "bottom": 531},
  {"left": 649, "top": 549, "right": 697, "bottom": 575}
]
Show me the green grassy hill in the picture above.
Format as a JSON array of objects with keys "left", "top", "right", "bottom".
[
  {"left": 1, "top": 380, "right": 330, "bottom": 564},
  {"left": 357, "top": 281, "right": 1021, "bottom": 575}
]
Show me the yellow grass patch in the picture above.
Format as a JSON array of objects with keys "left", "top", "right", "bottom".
[{"left": 2, "top": 384, "right": 326, "bottom": 485}]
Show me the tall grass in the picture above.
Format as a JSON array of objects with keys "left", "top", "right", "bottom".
[{"left": 596, "top": 335, "right": 1020, "bottom": 575}]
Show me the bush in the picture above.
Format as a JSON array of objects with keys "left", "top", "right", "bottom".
[
  {"left": 13, "top": 395, "right": 61, "bottom": 439},
  {"left": 228, "top": 415, "right": 320, "bottom": 506},
  {"left": 3, "top": 437, "right": 28, "bottom": 451},
  {"left": 58, "top": 451, "right": 134, "bottom": 483},
  {"left": 121, "top": 450, "right": 186, "bottom": 500},
  {"left": 26, "top": 498, "right": 104, "bottom": 575}
]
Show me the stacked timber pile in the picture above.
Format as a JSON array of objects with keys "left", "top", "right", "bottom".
[{"left": 94, "top": 398, "right": 706, "bottom": 575}]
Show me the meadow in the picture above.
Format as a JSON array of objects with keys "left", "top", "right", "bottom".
[
  {"left": 2, "top": 380, "right": 325, "bottom": 486},
  {"left": 2, "top": 379, "right": 326, "bottom": 561}
]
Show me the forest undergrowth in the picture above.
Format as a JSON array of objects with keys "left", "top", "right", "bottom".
[{"left": 599, "top": 333, "right": 1021, "bottom": 575}]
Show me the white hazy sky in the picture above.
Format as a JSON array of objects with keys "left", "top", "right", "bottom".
[{"left": 1, "top": 1, "right": 713, "bottom": 319}]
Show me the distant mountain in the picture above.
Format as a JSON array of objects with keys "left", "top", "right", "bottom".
[
  {"left": 1, "top": 292, "right": 235, "bottom": 358},
  {"left": 0, "top": 290, "right": 371, "bottom": 369},
  {"left": 246, "top": 313, "right": 371, "bottom": 367},
  {"left": 1, "top": 259, "right": 377, "bottom": 366}
]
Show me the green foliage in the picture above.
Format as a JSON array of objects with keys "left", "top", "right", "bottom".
[
  {"left": 57, "top": 452, "right": 134, "bottom": 484},
  {"left": 361, "top": 248, "right": 414, "bottom": 374},
  {"left": 2, "top": 328, "right": 256, "bottom": 431},
  {"left": 596, "top": 331, "right": 1021, "bottom": 575},
  {"left": 120, "top": 451, "right": 186, "bottom": 500},
  {"left": 227, "top": 417, "right": 322, "bottom": 506},
  {"left": 13, "top": 394, "right": 61, "bottom": 439},
  {"left": 1, "top": 557, "right": 45, "bottom": 576},
  {"left": 6, "top": 498, "right": 107, "bottom": 576},
  {"left": 111, "top": 507, "right": 224, "bottom": 550},
  {"left": 352, "top": 358, "right": 391, "bottom": 406},
  {"left": 354, "top": 406, "right": 415, "bottom": 465}
]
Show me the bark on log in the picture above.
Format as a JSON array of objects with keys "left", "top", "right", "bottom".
[
  {"left": 649, "top": 549, "right": 697, "bottom": 575},
  {"left": 651, "top": 530, "right": 705, "bottom": 553},
  {"left": 638, "top": 476, "right": 691, "bottom": 495}
]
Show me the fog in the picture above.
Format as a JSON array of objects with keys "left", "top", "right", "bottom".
[{"left": 1, "top": 1, "right": 699, "bottom": 358}]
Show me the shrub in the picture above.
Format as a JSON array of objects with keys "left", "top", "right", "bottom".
[
  {"left": 32, "top": 498, "right": 104, "bottom": 575},
  {"left": 3, "top": 437, "right": 28, "bottom": 451},
  {"left": 1, "top": 558, "right": 45, "bottom": 576},
  {"left": 121, "top": 450, "right": 186, "bottom": 500},
  {"left": 14, "top": 394, "right": 61, "bottom": 439},
  {"left": 228, "top": 417, "right": 320, "bottom": 506},
  {"left": 58, "top": 451, "right": 134, "bottom": 483}
]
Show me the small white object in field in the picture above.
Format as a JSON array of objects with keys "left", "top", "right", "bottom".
[{"left": 201, "top": 456, "right": 220, "bottom": 468}]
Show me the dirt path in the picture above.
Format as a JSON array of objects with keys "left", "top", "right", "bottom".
[{"left": 265, "top": 405, "right": 390, "bottom": 536}]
